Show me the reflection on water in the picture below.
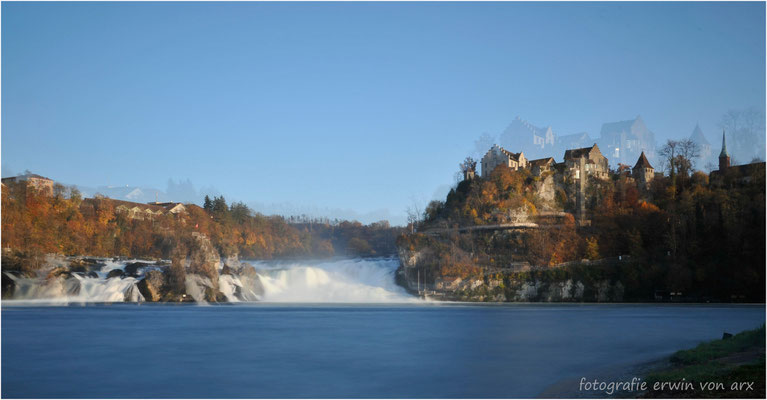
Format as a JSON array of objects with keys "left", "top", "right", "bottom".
[{"left": 2, "top": 303, "right": 764, "bottom": 398}]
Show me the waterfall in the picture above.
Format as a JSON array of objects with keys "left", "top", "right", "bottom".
[
  {"left": 4, "top": 272, "right": 144, "bottom": 303},
  {"left": 3, "top": 257, "right": 416, "bottom": 304},
  {"left": 252, "top": 258, "right": 416, "bottom": 303}
]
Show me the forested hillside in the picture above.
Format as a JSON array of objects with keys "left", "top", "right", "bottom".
[
  {"left": 398, "top": 157, "right": 765, "bottom": 302},
  {"left": 1, "top": 182, "right": 401, "bottom": 261}
]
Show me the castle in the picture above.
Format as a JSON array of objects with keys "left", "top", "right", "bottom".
[
  {"left": 472, "top": 143, "right": 655, "bottom": 224},
  {"left": 476, "top": 130, "right": 763, "bottom": 191},
  {"left": 496, "top": 115, "right": 658, "bottom": 169},
  {"left": 477, "top": 143, "right": 653, "bottom": 185}
]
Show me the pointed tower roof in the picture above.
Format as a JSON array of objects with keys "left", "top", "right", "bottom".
[
  {"left": 690, "top": 123, "right": 710, "bottom": 145},
  {"left": 633, "top": 151, "right": 653, "bottom": 170},
  {"left": 719, "top": 130, "right": 729, "bottom": 158}
]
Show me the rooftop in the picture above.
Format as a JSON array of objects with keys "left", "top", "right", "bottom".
[
  {"left": 564, "top": 144, "right": 600, "bottom": 160},
  {"left": 633, "top": 151, "right": 653, "bottom": 169}
]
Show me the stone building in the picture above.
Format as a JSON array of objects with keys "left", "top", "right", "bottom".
[
  {"left": 529, "top": 157, "right": 556, "bottom": 176},
  {"left": 562, "top": 144, "right": 609, "bottom": 180},
  {"left": 113, "top": 200, "right": 167, "bottom": 220},
  {"left": 632, "top": 151, "right": 655, "bottom": 186},
  {"left": 1, "top": 173, "right": 54, "bottom": 196},
  {"left": 166, "top": 203, "right": 186, "bottom": 214},
  {"left": 148, "top": 202, "right": 187, "bottom": 214},
  {"left": 710, "top": 131, "right": 765, "bottom": 186},
  {"left": 481, "top": 145, "right": 528, "bottom": 178}
]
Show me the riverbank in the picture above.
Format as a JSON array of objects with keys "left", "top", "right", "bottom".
[
  {"left": 538, "top": 324, "right": 766, "bottom": 398},
  {"left": 642, "top": 325, "right": 765, "bottom": 398}
]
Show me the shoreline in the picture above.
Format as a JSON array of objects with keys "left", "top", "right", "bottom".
[
  {"left": 539, "top": 325, "right": 767, "bottom": 398},
  {"left": 2, "top": 297, "right": 765, "bottom": 307},
  {"left": 537, "top": 356, "right": 673, "bottom": 398},
  {"left": 2, "top": 297, "right": 766, "bottom": 307}
]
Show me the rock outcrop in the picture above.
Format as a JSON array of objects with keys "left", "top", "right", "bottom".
[
  {"left": 185, "top": 233, "right": 225, "bottom": 302},
  {"left": 47, "top": 266, "right": 72, "bottom": 280},
  {"left": 137, "top": 270, "right": 165, "bottom": 301},
  {"left": 1, "top": 234, "right": 265, "bottom": 303},
  {"left": 107, "top": 269, "right": 124, "bottom": 279},
  {"left": 423, "top": 274, "right": 624, "bottom": 302},
  {"left": 397, "top": 241, "right": 626, "bottom": 302},
  {"left": 2, "top": 272, "right": 16, "bottom": 299},
  {"left": 124, "top": 262, "right": 151, "bottom": 277}
]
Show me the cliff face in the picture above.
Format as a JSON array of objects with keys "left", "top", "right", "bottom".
[
  {"left": 396, "top": 245, "right": 625, "bottom": 302},
  {"left": 534, "top": 174, "right": 559, "bottom": 209}
]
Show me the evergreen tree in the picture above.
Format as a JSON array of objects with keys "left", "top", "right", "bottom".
[
  {"left": 203, "top": 195, "right": 212, "bottom": 211},
  {"left": 212, "top": 196, "right": 228, "bottom": 215}
]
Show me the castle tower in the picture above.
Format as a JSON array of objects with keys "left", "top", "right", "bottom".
[
  {"left": 632, "top": 151, "right": 655, "bottom": 187},
  {"left": 719, "top": 130, "right": 730, "bottom": 171}
]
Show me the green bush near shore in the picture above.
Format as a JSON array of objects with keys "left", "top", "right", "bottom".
[{"left": 644, "top": 325, "right": 765, "bottom": 398}]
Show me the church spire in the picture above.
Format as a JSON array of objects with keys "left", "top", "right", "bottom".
[
  {"left": 718, "top": 130, "right": 730, "bottom": 170},
  {"left": 719, "top": 130, "right": 729, "bottom": 158}
]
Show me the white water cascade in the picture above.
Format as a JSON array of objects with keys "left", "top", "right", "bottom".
[
  {"left": 3, "top": 257, "right": 417, "bottom": 304},
  {"left": 252, "top": 258, "right": 416, "bottom": 303},
  {"left": 4, "top": 273, "right": 145, "bottom": 303}
]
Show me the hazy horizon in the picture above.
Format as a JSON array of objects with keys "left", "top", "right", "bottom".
[{"left": 3, "top": 2, "right": 765, "bottom": 226}]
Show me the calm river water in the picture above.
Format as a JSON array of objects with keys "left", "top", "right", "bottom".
[{"left": 1, "top": 303, "right": 764, "bottom": 398}]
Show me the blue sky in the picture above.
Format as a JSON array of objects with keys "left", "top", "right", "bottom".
[{"left": 2, "top": 2, "right": 765, "bottom": 225}]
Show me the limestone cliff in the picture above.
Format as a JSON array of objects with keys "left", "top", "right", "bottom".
[{"left": 396, "top": 243, "right": 626, "bottom": 303}]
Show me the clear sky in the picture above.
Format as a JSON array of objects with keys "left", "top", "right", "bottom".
[{"left": 2, "top": 2, "right": 765, "bottom": 225}]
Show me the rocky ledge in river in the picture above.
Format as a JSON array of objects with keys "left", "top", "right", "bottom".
[{"left": 1, "top": 233, "right": 264, "bottom": 303}]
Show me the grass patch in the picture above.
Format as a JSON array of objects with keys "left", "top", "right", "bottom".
[
  {"left": 670, "top": 325, "right": 765, "bottom": 365},
  {"left": 643, "top": 325, "right": 765, "bottom": 398}
]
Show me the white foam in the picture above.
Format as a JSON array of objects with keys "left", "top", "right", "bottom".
[
  {"left": 4, "top": 257, "right": 418, "bottom": 304},
  {"left": 218, "top": 274, "right": 243, "bottom": 302},
  {"left": 4, "top": 271, "right": 144, "bottom": 303},
  {"left": 252, "top": 258, "right": 417, "bottom": 303}
]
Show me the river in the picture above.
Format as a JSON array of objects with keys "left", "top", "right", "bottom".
[{"left": 1, "top": 258, "right": 764, "bottom": 398}]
